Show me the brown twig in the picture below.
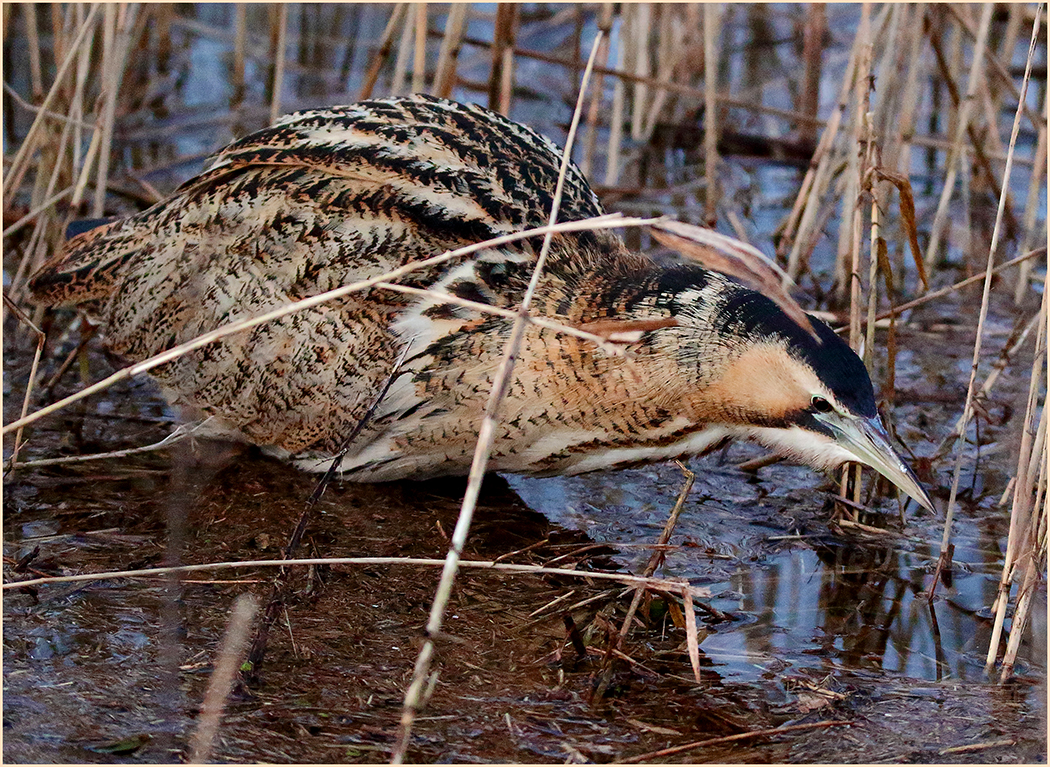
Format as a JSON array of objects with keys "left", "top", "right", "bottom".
[
  {"left": 620, "top": 720, "right": 852, "bottom": 764},
  {"left": 187, "top": 594, "right": 258, "bottom": 764},
  {"left": 391, "top": 36, "right": 605, "bottom": 764},
  {"left": 930, "top": 4, "right": 1042, "bottom": 602}
]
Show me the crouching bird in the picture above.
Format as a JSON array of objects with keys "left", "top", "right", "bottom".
[{"left": 30, "top": 94, "right": 932, "bottom": 511}]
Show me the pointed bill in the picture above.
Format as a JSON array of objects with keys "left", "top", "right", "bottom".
[{"left": 825, "top": 414, "right": 935, "bottom": 512}]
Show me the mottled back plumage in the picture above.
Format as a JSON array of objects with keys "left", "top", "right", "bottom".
[{"left": 30, "top": 95, "right": 929, "bottom": 506}]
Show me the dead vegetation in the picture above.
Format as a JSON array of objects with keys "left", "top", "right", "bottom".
[{"left": 3, "top": 4, "right": 1046, "bottom": 763}]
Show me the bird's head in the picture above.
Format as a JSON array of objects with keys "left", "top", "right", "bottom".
[{"left": 671, "top": 278, "right": 934, "bottom": 512}]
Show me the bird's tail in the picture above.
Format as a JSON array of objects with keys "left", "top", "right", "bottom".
[{"left": 29, "top": 215, "right": 139, "bottom": 307}]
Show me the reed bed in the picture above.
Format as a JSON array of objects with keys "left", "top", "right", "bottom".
[{"left": 2, "top": 3, "right": 1046, "bottom": 760}]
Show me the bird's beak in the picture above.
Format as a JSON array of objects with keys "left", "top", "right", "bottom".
[{"left": 822, "top": 413, "right": 935, "bottom": 512}]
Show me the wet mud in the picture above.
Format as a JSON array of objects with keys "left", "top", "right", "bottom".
[{"left": 3, "top": 295, "right": 1046, "bottom": 763}]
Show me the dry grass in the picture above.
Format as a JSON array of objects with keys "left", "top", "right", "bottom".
[{"left": 2, "top": 7, "right": 1046, "bottom": 757}]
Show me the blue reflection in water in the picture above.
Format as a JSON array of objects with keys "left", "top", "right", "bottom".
[{"left": 508, "top": 456, "right": 1038, "bottom": 687}]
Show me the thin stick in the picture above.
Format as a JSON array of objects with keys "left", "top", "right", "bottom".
[
  {"left": 358, "top": 4, "right": 407, "bottom": 100},
  {"left": 187, "top": 594, "right": 258, "bottom": 764},
  {"left": 91, "top": 5, "right": 117, "bottom": 217},
  {"left": 987, "top": 278, "right": 1047, "bottom": 673},
  {"left": 1, "top": 81, "right": 97, "bottom": 130},
  {"left": 852, "top": 248, "right": 1045, "bottom": 327},
  {"left": 934, "top": 311, "right": 1042, "bottom": 457},
  {"left": 411, "top": 3, "right": 427, "bottom": 94},
  {"left": 432, "top": 4, "right": 467, "bottom": 99},
  {"left": 931, "top": 3, "right": 1042, "bottom": 599},
  {"left": 1014, "top": 91, "right": 1047, "bottom": 304},
  {"left": 4, "top": 421, "right": 206, "bottom": 471},
  {"left": 703, "top": 4, "right": 719, "bottom": 227},
  {"left": 392, "top": 35, "right": 605, "bottom": 764},
  {"left": 619, "top": 721, "right": 851, "bottom": 764},
  {"left": 373, "top": 282, "right": 627, "bottom": 356},
  {"left": 618, "top": 462, "right": 695, "bottom": 644},
  {"left": 581, "top": 4, "right": 613, "bottom": 179},
  {"left": 632, "top": 5, "right": 652, "bottom": 142},
  {"left": 268, "top": 4, "right": 288, "bottom": 125},
  {"left": 923, "top": 4, "right": 995, "bottom": 270},
  {"left": 3, "top": 557, "right": 713, "bottom": 599},
  {"left": 2, "top": 295, "right": 46, "bottom": 467},
  {"left": 3, "top": 3, "right": 102, "bottom": 202},
  {"left": 3, "top": 213, "right": 656, "bottom": 437},
  {"left": 23, "top": 4, "right": 43, "bottom": 101},
  {"left": 2, "top": 186, "right": 74, "bottom": 240},
  {"left": 605, "top": 14, "right": 626, "bottom": 186}
]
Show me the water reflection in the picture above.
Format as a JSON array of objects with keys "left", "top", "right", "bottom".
[{"left": 509, "top": 460, "right": 1038, "bottom": 687}]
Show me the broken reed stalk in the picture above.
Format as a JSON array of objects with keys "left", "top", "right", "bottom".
[
  {"left": 358, "top": 4, "right": 407, "bottom": 100},
  {"left": 923, "top": 4, "right": 995, "bottom": 271},
  {"left": 629, "top": 5, "right": 651, "bottom": 143},
  {"left": 268, "top": 4, "right": 288, "bottom": 125},
  {"left": 840, "top": 4, "right": 873, "bottom": 507},
  {"left": 3, "top": 3, "right": 101, "bottom": 204},
  {"left": 187, "top": 594, "right": 258, "bottom": 764},
  {"left": 580, "top": 3, "right": 613, "bottom": 179},
  {"left": 2, "top": 556, "right": 714, "bottom": 601},
  {"left": 1014, "top": 93, "right": 1047, "bottom": 304},
  {"left": 798, "top": 5, "right": 825, "bottom": 147},
  {"left": 932, "top": 4, "right": 1042, "bottom": 601},
  {"left": 230, "top": 5, "right": 246, "bottom": 119},
  {"left": 412, "top": 3, "right": 427, "bottom": 94},
  {"left": 391, "top": 35, "right": 604, "bottom": 764},
  {"left": 617, "top": 462, "right": 695, "bottom": 645},
  {"left": 782, "top": 18, "right": 863, "bottom": 277},
  {"left": 432, "top": 4, "right": 467, "bottom": 99},
  {"left": 489, "top": 3, "right": 516, "bottom": 113},
  {"left": 2, "top": 213, "right": 657, "bottom": 439},
  {"left": 3, "top": 296, "right": 46, "bottom": 468},
  {"left": 390, "top": 5, "right": 414, "bottom": 97},
  {"left": 23, "top": 5, "right": 43, "bottom": 100},
  {"left": 986, "top": 272, "right": 1048, "bottom": 677},
  {"left": 703, "top": 4, "right": 719, "bottom": 227}
]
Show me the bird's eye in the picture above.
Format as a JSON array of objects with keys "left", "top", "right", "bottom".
[{"left": 811, "top": 396, "right": 833, "bottom": 413}]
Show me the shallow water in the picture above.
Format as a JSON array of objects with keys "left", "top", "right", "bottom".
[{"left": 4, "top": 4, "right": 1046, "bottom": 763}]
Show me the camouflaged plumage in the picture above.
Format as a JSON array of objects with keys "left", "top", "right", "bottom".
[{"left": 30, "top": 95, "right": 870, "bottom": 481}]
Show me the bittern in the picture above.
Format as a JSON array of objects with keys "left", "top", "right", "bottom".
[{"left": 30, "top": 94, "right": 933, "bottom": 511}]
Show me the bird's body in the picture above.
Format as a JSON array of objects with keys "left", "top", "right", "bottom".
[{"left": 31, "top": 95, "right": 932, "bottom": 508}]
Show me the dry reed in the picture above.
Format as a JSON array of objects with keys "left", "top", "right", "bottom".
[
  {"left": 932, "top": 4, "right": 1043, "bottom": 603},
  {"left": 391, "top": 35, "right": 603, "bottom": 763},
  {"left": 3, "top": 13, "right": 1046, "bottom": 753}
]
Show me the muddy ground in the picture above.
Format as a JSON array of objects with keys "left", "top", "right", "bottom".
[{"left": 2, "top": 300, "right": 1046, "bottom": 764}]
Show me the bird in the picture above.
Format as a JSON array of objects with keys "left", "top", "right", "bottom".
[{"left": 30, "top": 94, "right": 933, "bottom": 511}]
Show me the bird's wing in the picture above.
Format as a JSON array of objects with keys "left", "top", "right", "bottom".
[{"left": 30, "top": 95, "right": 626, "bottom": 312}]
